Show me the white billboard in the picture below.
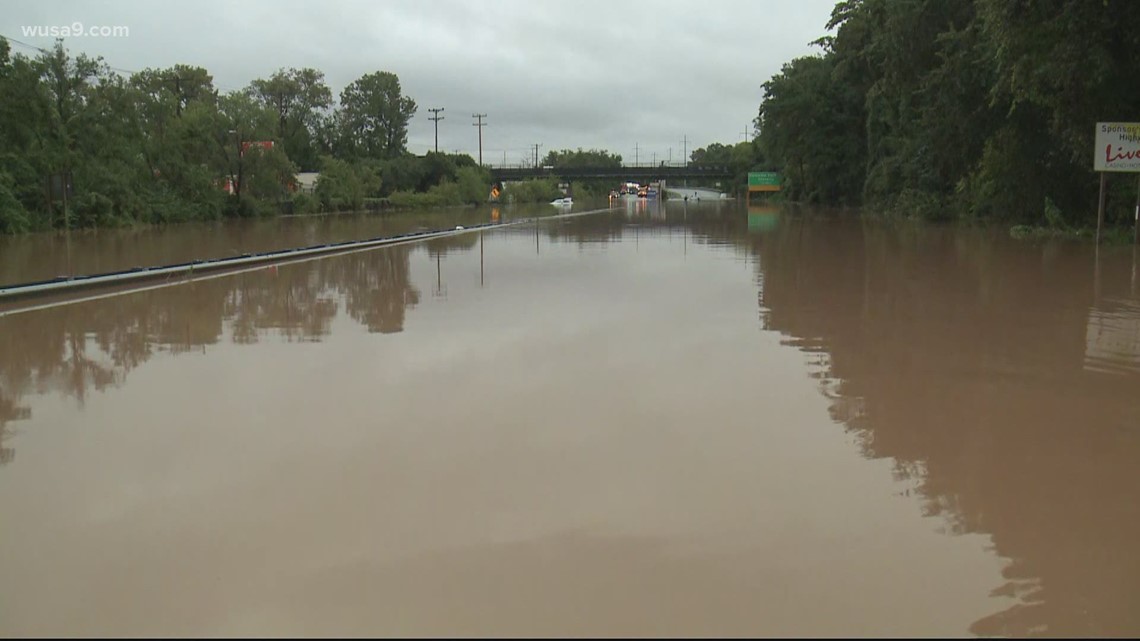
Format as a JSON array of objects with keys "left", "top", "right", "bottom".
[{"left": 1095, "top": 122, "right": 1140, "bottom": 172}]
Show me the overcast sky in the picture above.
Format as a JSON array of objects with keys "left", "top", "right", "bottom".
[{"left": 2, "top": 0, "right": 836, "bottom": 165}]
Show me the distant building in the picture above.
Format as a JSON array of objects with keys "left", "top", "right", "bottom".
[{"left": 294, "top": 172, "right": 319, "bottom": 194}]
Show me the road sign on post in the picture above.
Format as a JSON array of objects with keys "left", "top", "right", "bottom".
[
  {"left": 1093, "top": 123, "right": 1140, "bottom": 245},
  {"left": 1095, "top": 123, "right": 1140, "bottom": 172},
  {"left": 748, "top": 172, "right": 781, "bottom": 190},
  {"left": 747, "top": 172, "right": 781, "bottom": 206}
]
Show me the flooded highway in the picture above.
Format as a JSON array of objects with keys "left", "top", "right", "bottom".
[{"left": 1, "top": 202, "right": 1138, "bottom": 636}]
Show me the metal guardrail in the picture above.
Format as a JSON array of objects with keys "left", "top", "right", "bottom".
[{"left": 0, "top": 207, "right": 616, "bottom": 304}]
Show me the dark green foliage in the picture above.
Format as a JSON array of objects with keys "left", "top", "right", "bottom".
[
  {"left": 335, "top": 71, "right": 417, "bottom": 160},
  {"left": 0, "top": 39, "right": 454, "bottom": 233},
  {"left": 503, "top": 179, "right": 562, "bottom": 203},
  {"left": 315, "top": 156, "right": 382, "bottom": 211},
  {"left": 756, "top": 0, "right": 1140, "bottom": 228}
]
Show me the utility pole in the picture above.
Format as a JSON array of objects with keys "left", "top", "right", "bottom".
[
  {"left": 742, "top": 126, "right": 750, "bottom": 143},
  {"left": 229, "top": 128, "right": 243, "bottom": 202},
  {"left": 681, "top": 134, "right": 688, "bottom": 167},
  {"left": 634, "top": 142, "right": 639, "bottom": 166},
  {"left": 652, "top": 152, "right": 656, "bottom": 166},
  {"left": 533, "top": 143, "right": 542, "bottom": 168},
  {"left": 1134, "top": 173, "right": 1140, "bottom": 245},
  {"left": 472, "top": 113, "right": 487, "bottom": 166},
  {"left": 669, "top": 147, "right": 672, "bottom": 166},
  {"left": 428, "top": 107, "right": 444, "bottom": 152}
]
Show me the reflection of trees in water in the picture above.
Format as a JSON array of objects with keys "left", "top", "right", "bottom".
[
  {"left": 224, "top": 263, "right": 339, "bottom": 344},
  {"left": 747, "top": 217, "right": 1140, "bottom": 637},
  {"left": 0, "top": 242, "right": 426, "bottom": 462},
  {"left": 0, "top": 303, "right": 125, "bottom": 406},
  {"left": 6, "top": 212, "right": 1135, "bottom": 635},
  {"left": 543, "top": 215, "right": 627, "bottom": 245},
  {"left": 0, "top": 389, "right": 29, "bottom": 465},
  {"left": 340, "top": 245, "right": 420, "bottom": 334}
]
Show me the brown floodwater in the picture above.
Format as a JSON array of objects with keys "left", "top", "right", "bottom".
[
  {"left": 0, "top": 203, "right": 558, "bottom": 286},
  {"left": 1, "top": 201, "right": 1138, "bottom": 637}
]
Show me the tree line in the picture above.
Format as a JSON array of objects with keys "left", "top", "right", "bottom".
[
  {"left": 0, "top": 38, "right": 498, "bottom": 233},
  {"left": 754, "top": 0, "right": 1140, "bottom": 229}
]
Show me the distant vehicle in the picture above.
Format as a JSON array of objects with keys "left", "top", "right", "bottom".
[{"left": 551, "top": 197, "right": 573, "bottom": 207}]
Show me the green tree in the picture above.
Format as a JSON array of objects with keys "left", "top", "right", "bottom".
[
  {"left": 315, "top": 156, "right": 381, "bottom": 211},
  {"left": 377, "top": 153, "right": 426, "bottom": 196},
  {"left": 336, "top": 71, "right": 417, "bottom": 160},
  {"left": 540, "top": 148, "right": 622, "bottom": 197},
  {"left": 0, "top": 38, "right": 49, "bottom": 230},
  {"left": 217, "top": 90, "right": 277, "bottom": 209},
  {"left": 455, "top": 165, "right": 491, "bottom": 205},
  {"left": 250, "top": 67, "right": 331, "bottom": 171},
  {"left": 756, "top": 0, "right": 1140, "bottom": 228},
  {"left": 757, "top": 54, "right": 863, "bottom": 204},
  {"left": 690, "top": 141, "right": 766, "bottom": 193}
]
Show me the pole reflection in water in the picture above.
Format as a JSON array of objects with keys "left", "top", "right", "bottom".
[{"left": 435, "top": 252, "right": 443, "bottom": 298}]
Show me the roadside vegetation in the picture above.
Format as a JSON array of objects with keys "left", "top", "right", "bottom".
[
  {"left": 750, "top": 0, "right": 1140, "bottom": 238},
  {"left": 0, "top": 38, "right": 496, "bottom": 233}
]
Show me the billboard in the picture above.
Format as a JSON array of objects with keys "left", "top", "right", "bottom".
[{"left": 1094, "top": 123, "right": 1140, "bottom": 172}]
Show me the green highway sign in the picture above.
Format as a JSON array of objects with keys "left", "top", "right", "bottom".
[{"left": 748, "top": 172, "right": 780, "bottom": 186}]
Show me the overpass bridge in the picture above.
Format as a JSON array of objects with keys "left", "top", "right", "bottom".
[
  {"left": 662, "top": 186, "right": 728, "bottom": 200},
  {"left": 489, "top": 165, "right": 733, "bottom": 181}
]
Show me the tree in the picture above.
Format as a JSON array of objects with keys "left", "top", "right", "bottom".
[
  {"left": 217, "top": 90, "right": 276, "bottom": 207},
  {"left": 0, "top": 38, "right": 48, "bottom": 230},
  {"left": 758, "top": 54, "right": 863, "bottom": 204},
  {"left": 540, "top": 148, "right": 622, "bottom": 196},
  {"left": 756, "top": 0, "right": 1140, "bottom": 226},
  {"left": 417, "top": 151, "right": 459, "bottom": 192},
  {"left": 250, "top": 68, "right": 331, "bottom": 171},
  {"left": 131, "top": 65, "right": 215, "bottom": 120},
  {"left": 336, "top": 71, "right": 417, "bottom": 160},
  {"left": 541, "top": 148, "right": 623, "bottom": 168},
  {"left": 377, "top": 154, "right": 425, "bottom": 196},
  {"left": 314, "top": 156, "right": 381, "bottom": 211}
]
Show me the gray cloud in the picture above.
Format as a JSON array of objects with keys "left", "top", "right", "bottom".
[{"left": 2, "top": 0, "right": 836, "bottom": 163}]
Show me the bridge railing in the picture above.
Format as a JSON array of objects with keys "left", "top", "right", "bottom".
[
  {"left": 484, "top": 162, "right": 711, "bottom": 170},
  {"left": 489, "top": 165, "right": 734, "bottom": 180}
]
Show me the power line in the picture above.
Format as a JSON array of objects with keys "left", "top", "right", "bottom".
[
  {"left": 2, "top": 33, "right": 143, "bottom": 78},
  {"left": 1, "top": 33, "right": 49, "bottom": 54},
  {"left": 0, "top": 33, "right": 247, "bottom": 93}
]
